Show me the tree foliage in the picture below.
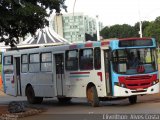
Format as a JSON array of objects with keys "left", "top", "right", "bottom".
[
  {"left": 143, "top": 17, "right": 160, "bottom": 43},
  {"left": 133, "top": 21, "right": 150, "bottom": 38},
  {"left": 85, "top": 33, "right": 97, "bottom": 41},
  {"left": 0, "top": 0, "right": 66, "bottom": 46},
  {"left": 100, "top": 24, "right": 136, "bottom": 39}
]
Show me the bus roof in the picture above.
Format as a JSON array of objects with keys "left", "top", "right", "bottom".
[
  {"left": 69, "top": 41, "right": 110, "bottom": 50},
  {"left": 118, "top": 37, "right": 152, "bottom": 41},
  {"left": 3, "top": 37, "right": 155, "bottom": 54}
]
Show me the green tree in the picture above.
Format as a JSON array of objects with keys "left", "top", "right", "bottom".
[
  {"left": 100, "top": 26, "right": 110, "bottom": 39},
  {"left": 0, "top": 0, "right": 67, "bottom": 46},
  {"left": 134, "top": 21, "right": 150, "bottom": 37},
  {"left": 100, "top": 24, "right": 135, "bottom": 39},
  {"left": 143, "top": 16, "right": 160, "bottom": 43}
]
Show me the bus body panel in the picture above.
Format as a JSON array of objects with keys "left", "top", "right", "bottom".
[
  {"left": 112, "top": 72, "right": 159, "bottom": 97},
  {"left": 65, "top": 69, "right": 107, "bottom": 97},
  {"left": 2, "top": 46, "right": 69, "bottom": 98},
  {"left": 114, "top": 83, "right": 159, "bottom": 97},
  {"left": 20, "top": 72, "right": 55, "bottom": 97}
]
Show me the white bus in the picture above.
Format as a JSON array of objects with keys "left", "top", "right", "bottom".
[{"left": 2, "top": 38, "right": 159, "bottom": 107}]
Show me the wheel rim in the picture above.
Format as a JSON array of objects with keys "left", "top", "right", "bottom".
[{"left": 87, "top": 88, "right": 94, "bottom": 103}]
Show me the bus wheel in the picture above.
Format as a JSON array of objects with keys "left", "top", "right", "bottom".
[
  {"left": 86, "top": 86, "right": 99, "bottom": 107},
  {"left": 58, "top": 97, "right": 72, "bottom": 103},
  {"left": 128, "top": 95, "right": 137, "bottom": 104},
  {"left": 26, "top": 86, "right": 36, "bottom": 104}
]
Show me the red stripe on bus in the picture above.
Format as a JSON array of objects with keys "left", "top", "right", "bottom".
[
  {"left": 101, "top": 41, "right": 110, "bottom": 46},
  {"left": 85, "top": 43, "right": 93, "bottom": 47},
  {"left": 70, "top": 72, "right": 90, "bottom": 74}
]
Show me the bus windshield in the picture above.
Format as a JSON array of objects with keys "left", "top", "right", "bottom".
[{"left": 112, "top": 48, "right": 157, "bottom": 75}]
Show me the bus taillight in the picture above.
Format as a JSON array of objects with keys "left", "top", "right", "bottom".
[{"left": 97, "top": 72, "right": 102, "bottom": 81}]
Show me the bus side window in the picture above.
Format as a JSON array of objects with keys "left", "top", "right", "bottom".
[
  {"left": 29, "top": 53, "right": 40, "bottom": 73},
  {"left": 65, "top": 50, "right": 78, "bottom": 71},
  {"left": 41, "top": 52, "right": 52, "bottom": 72},
  {"left": 4, "top": 56, "right": 13, "bottom": 65},
  {"left": 79, "top": 49, "right": 93, "bottom": 70},
  {"left": 21, "top": 54, "right": 28, "bottom": 73},
  {"left": 94, "top": 47, "right": 101, "bottom": 69}
]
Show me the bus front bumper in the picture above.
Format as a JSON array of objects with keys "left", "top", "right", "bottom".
[{"left": 113, "top": 83, "right": 159, "bottom": 97}]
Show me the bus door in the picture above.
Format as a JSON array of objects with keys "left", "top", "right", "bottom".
[
  {"left": 104, "top": 50, "right": 112, "bottom": 96},
  {"left": 13, "top": 57, "right": 22, "bottom": 96},
  {"left": 55, "top": 54, "right": 64, "bottom": 96}
]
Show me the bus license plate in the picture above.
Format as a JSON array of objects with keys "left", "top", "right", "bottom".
[{"left": 136, "top": 88, "right": 143, "bottom": 91}]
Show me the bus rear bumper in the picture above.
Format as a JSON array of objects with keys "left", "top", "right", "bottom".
[{"left": 113, "top": 83, "right": 159, "bottom": 97}]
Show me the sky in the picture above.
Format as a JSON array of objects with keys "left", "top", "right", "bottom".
[{"left": 62, "top": 0, "right": 160, "bottom": 26}]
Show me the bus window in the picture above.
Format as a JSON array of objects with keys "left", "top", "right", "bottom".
[
  {"left": 41, "top": 52, "right": 52, "bottom": 72},
  {"left": 65, "top": 50, "right": 78, "bottom": 71},
  {"left": 29, "top": 53, "right": 40, "bottom": 72},
  {"left": 112, "top": 50, "right": 127, "bottom": 73},
  {"left": 79, "top": 48, "right": 93, "bottom": 70},
  {"left": 21, "top": 54, "right": 28, "bottom": 73},
  {"left": 94, "top": 47, "right": 101, "bottom": 69},
  {"left": 112, "top": 48, "right": 157, "bottom": 74},
  {"left": 4, "top": 56, "right": 13, "bottom": 65}
]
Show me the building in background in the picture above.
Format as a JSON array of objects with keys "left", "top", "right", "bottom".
[
  {"left": 53, "top": 13, "right": 103, "bottom": 43},
  {"left": 53, "top": 13, "right": 64, "bottom": 38}
]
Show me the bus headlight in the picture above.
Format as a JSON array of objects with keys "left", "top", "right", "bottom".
[
  {"left": 121, "top": 83, "right": 125, "bottom": 88},
  {"left": 152, "top": 81, "right": 156, "bottom": 85},
  {"left": 152, "top": 80, "right": 159, "bottom": 85},
  {"left": 115, "top": 82, "right": 126, "bottom": 88}
]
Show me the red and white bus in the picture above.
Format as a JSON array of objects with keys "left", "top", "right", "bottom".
[{"left": 2, "top": 37, "right": 159, "bottom": 107}]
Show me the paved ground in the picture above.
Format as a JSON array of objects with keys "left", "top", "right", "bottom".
[
  {"left": 16, "top": 94, "right": 160, "bottom": 120},
  {"left": 1, "top": 93, "right": 160, "bottom": 120},
  {"left": 0, "top": 69, "right": 160, "bottom": 120}
]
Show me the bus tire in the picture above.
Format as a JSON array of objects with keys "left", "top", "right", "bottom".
[
  {"left": 128, "top": 95, "right": 137, "bottom": 104},
  {"left": 58, "top": 97, "right": 72, "bottom": 103},
  {"left": 26, "top": 86, "right": 37, "bottom": 104},
  {"left": 86, "top": 86, "right": 99, "bottom": 107},
  {"left": 35, "top": 97, "right": 43, "bottom": 104}
]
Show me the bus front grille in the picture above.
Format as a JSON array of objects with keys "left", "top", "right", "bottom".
[
  {"left": 125, "top": 75, "right": 152, "bottom": 80},
  {"left": 118, "top": 74, "right": 157, "bottom": 90}
]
